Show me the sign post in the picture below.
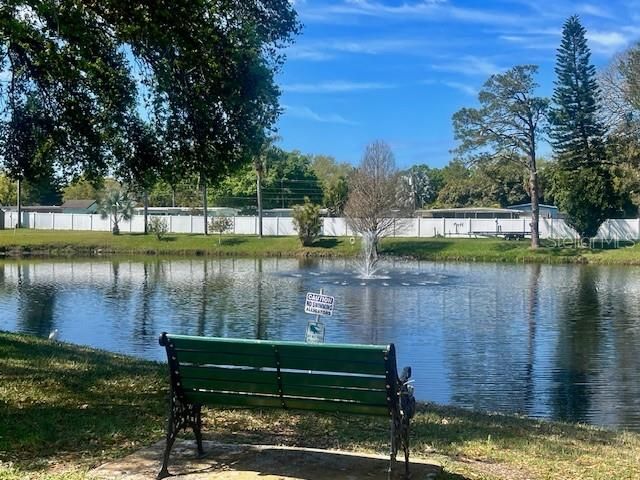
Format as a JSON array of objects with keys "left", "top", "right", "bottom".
[{"left": 304, "top": 288, "right": 334, "bottom": 344}]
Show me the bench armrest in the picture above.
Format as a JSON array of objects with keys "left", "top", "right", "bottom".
[{"left": 399, "top": 366, "right": 411, "bottom": 383}]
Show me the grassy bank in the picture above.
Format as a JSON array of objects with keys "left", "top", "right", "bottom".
[
  {"left": 1, "top": 332, "right": 639, "bottom": 480},
  {"left": 0, "top": 230, "right": 357, "bottom": 258},
  {"left": 2, "top": 229, "right": 640, "bottom": 264}
]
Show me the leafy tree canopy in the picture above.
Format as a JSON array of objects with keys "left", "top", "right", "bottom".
[{"left": 1, "top": 0, "right": 300, "bottom": 186}]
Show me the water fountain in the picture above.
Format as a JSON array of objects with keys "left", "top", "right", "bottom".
[
  {"left": 277, "top": 231, "right": 450, "bottom": 287},
  {"left": 358, "top": 231, "right": 380, "bottom": 279}
]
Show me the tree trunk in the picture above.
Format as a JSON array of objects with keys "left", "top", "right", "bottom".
[
  {"left": 16, "top": 178, "right": 22, "bottom": 229},
  {"left": 529, "top": 154, "right": 540, "bottom": 249},
  {"left": 202, "top": 172, "right": 208, "bottom": 235},
  {"left": 257, "top": 169, "right": 263, "bottom": 238},
  {"left": 143, "top": 190, "right": 149, "bottom": 235},
  {"left": 171, "top": 186, "right": 176, "bottom": 208}
]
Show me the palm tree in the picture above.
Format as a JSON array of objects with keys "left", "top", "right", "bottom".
[{"left": 99, "top": 188, "right": 135, "bottom": 235}]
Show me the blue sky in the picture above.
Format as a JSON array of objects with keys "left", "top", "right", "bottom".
[{"left": 276, "top": 0, "right": 640, "bottom": 168}]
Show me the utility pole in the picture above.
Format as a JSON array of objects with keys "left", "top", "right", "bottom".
[
  {"left": 16, "top": 178, "right": 22, "bottom": 228},
  {"left": 202, "top": 172, "right": 208, "bottom": 235}
]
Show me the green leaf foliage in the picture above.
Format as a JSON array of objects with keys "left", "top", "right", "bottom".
[
  {"left": 550, "top": 16, "right": 606, "bottom": 166},
  {"left": 98, "top": 187, "right": 135, "bottom": 235},
  {"left": 1, "top": 0, "right": 300, "bottom": 196},
  {"left": 550, "top": 16, "right": 616, "bottom": 237},
  {"left": 292, "top": 198, "right": 321, "bottom": 246},
  {"left": 549, "top": 166, "right": 617, "bottom": 238}
]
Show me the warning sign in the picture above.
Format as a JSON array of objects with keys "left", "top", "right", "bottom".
[
  {"left": 304, "top": 292, "right": 335, "bottom": 316},
  {"left": 305, "top": 321, "right": 325, "bottom": 344}
]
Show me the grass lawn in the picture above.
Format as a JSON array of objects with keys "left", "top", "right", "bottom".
[
  {"left": 3, "top": 229, "right": 640, "bottom": 264},
  {"left": 1, "top": 332, "right": 639, "bottom": 480},
  {"left": 0, "top": 230, "right": 357, "bottom": 258}
]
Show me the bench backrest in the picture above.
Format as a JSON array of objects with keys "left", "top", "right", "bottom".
[{"left": 160, "top": 333, "right": 399, "bottom": 417}]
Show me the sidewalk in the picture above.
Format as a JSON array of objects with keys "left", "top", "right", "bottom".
[{"left": 90, "top": 440, "right": 442, "bottom": 480}]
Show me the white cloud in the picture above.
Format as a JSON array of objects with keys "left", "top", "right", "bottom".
[
  {"left": 298, "top": 0, "right": 524, "bottom": 27},
  {"left": 431, "top": 56, "right": 503, "bottom": 77},
  {"left": 441, "top": 81, "right": 477, "bottom": 96},
  {"left": 587, "top": 30, "right": 634, "bottom": 54},
  {"left": 577, "top": 3, "right": 615, "bottom": 19},
  {"left": 282, "top": 105, "right": 358, "bottom": 125},
  {"left": 286, "top": 38, "right": 431, "bottom": 62},
  {"left": 422, "top": 79, "right": 477, "bottom": 96},
  {"left": 286, "top": 46, "right": 335, "bottom": 61},
  {"left": 281, "top": 81, "right": 396, "bottom": 93}
]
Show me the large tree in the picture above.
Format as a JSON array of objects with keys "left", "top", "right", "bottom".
[
  {"left": 600, "top": 46, "right": 640, "bottom": 215},
  {"left": 550, "top": 16, "right": 617, "bottom": 238},
  {"left": 453, "top": 65, "right": 548, "bottom": 248},
  {"left": 2, "top": 1, "right": 301, "bottom": 233}
]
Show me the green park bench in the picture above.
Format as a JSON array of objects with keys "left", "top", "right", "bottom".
[{"left": 158, "top": 333, "right": 416, "bottom": 479}]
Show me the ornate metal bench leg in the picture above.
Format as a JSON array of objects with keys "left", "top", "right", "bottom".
[
  {"left": 387, "top": 415, "right": 398, "bottom": 480},
  {"left": 158, "top": 395, "right": 179, "bottom": 479},
  {"left": 402, "top": 422, "right": 410, "bottom": 478},
  {"left": 388, "top": 412, "right": 400, "bottom": 479},
  {"left": 158, "top": 390, "right": 203, "bottom": 479},
  {"left": 193, "top": 405, "right": 204, "bottom": 457}
]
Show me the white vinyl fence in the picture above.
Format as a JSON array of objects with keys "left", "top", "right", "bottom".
[{"left": 3, "top": 211, "right": 640, "bottom": 240}]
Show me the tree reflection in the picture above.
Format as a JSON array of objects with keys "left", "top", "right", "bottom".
[
  {"left": 524, "top": 263, "right": 541, "bottom": 414},
  {"left": 16, "top": 263, "right": 57, "bottom": 337},
  {"left": 133, "top": 260, "right": 165, "bottom": 341},
  {"left": 441, "top": 265, "right": 540, "bottom": 414},
  {"left": 551, "top": 267, "right": 602, "bottom": 422}
]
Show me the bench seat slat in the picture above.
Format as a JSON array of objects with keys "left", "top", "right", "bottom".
[
  {"left": 184, "top": 391, "right": 390, "bottom": 417},
  {"left": 186, "top": 390, "right": 283, "bottom": 409},
  {"left": 283, "top": 384, "right": 388, "bottom": 404},
  {"left": 276, "top": 344, "right": 388, "bottom": 364},
  {"left": 284, "top": 398, "right": 390, "bottom": 416},
  {"left": 170, "top": 337, "right": 276, "bottom": 357},
  {"left": 179, "top": 365, "right": 277, "bottom": 384},
  {"left": 279, "top": 371, "right": 385, "bottom": 390},
  {"left": 167, "top": 335, "right": 389, "bottom": 363},
  {"left": 181, "top": 378, "right": 280, "bottom": 396},
  {"left": 279, "top": 356, "right": 386, "bottom": 375},
  {"left": 175, "top": 350, "right": 276, "bottom": 368}
]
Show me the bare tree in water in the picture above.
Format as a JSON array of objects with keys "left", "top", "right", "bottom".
[{"left": 345, "top": 140, "right": 404, "bottom": 261}]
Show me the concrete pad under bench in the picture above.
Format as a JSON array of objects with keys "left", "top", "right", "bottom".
[{"left": 90, "top": 440, "right": 442, "bottom": 480}]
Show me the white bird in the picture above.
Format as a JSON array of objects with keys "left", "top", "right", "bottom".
[{"left": 48, "top": 329, "right": 59, "bottom": 341}]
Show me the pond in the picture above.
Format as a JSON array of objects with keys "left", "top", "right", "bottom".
[{"left": 1, "top": 257, "right": 639, "bottom": 430}]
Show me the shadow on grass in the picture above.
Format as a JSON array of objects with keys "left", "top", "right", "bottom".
[
  {"left": 220, "top": 236, "right": 248, "bottom": 246},
  {"left": 380, "top": 238, "right": 589, "bottom": 261},
  {"left": 0, "top": 333, "right": 167, "bottom": 470},
  {"left": 311, "top": 238, "right": 339, "bottom": 249}
]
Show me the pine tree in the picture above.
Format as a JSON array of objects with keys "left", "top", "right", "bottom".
[
  {"left": 550, "top": 16, "right": 618, "bottom": 239},
  {"left": 551, "top": 15, "right": 606, "bottom": 167}
]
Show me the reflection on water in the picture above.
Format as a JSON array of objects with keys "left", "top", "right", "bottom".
[{"left": 1, "top": 257, "right": 640, "bottom": 430}]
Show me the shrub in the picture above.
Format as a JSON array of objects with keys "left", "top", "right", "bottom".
[
  {"left": 208, "top": 216, "right": 234, "bottom": 244},
  {"left": 292, "top": 198, "right": 321, "bottom": 246},
  {"left": 148, "top": 217, "right": 169, "bottom": 240}
]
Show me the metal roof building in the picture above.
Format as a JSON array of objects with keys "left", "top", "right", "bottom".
[{"left": 415, "top": 207, "right": 522, "bottom": 219}]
